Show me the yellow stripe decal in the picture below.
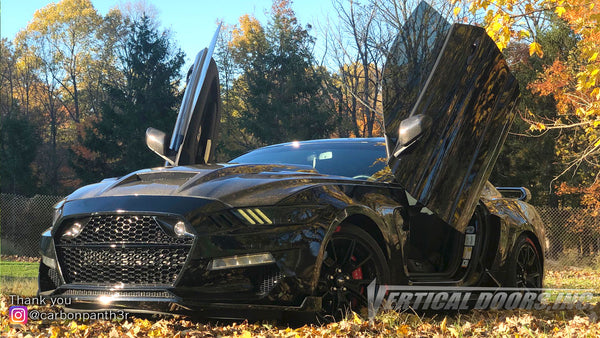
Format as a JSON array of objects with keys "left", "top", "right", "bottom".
[
  {"left": 245, "top": 209, "right": 264, "bottom": 225},
  {"left": 237, "top": 209, "right": 256, "bottom": 225},
  {"left": 253, "top": 208, "right": 273, "bottom": 224}
]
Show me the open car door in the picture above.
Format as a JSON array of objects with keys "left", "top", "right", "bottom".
[
  {"left": 383, "top": 2, "right": 519, "bottom": 232},
  {"left": 146, "top": 25, "right": 222, "bottom": 166},
  {"left": 169, "top": 25, "right": 222, "bottom": 166}
]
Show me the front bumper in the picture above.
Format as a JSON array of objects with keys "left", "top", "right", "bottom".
[
  {"left": 39, "top": 196, "right": 333, "bottom": 315},
  {"left": 38, "top": 284, "right": 323, "bottom": 319}
]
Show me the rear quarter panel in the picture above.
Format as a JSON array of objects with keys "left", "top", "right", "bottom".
[{"left": 480, "top": 197, "right": 546, "bottom": 279}]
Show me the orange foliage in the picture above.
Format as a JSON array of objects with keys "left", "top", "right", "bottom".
[
  {"left": 557, "top": 181, "right": 600, "bottom": 217},
  {"left": 556, "top": 181, "right": 600, "bottom": 235},
  {"left": 530, "top": 60, "right": 569, "bottom": 97},
  {"left": 465, "top": 0, "right": 600, "bottom": 195},
  {"left": 529, "top": 60, "right": 573, "bottom": 115},
  {"left": 71, "top": 116, "right": 101, "bottom": 162}
]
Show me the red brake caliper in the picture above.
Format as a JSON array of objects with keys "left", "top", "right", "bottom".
[
  {"left": 350, "top": 256, "right": 363, "bottom": 307},
  {"left": 351, "top": 256, "right": 363, "bottom": 279}
]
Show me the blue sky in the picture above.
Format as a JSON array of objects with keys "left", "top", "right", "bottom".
[{"left": 1, "top": 0, "right": 336, "bottom": 67}]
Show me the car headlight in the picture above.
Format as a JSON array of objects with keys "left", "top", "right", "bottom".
[
  {"left": 174, "top": 221, "right": 191, "bottom": 237},
  {"left": 61, "top": 221, "right": 84, "bottom": 239},
  {"left": 155, "top": 217, "right": 194, "bottom": 237}
]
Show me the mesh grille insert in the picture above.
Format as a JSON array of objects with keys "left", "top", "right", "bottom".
[
  {"left": 57, "top": 247, "right": 190, "bottom": 284},
  {"left": 55, "top": 214, "right": 193, "bottom": 286}
]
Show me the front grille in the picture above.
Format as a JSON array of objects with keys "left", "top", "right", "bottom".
[
  {"left": 58, "top": 247, "right": 189, "bottom": 284},
  {"left": 55, "top": 215, "right": 193, "bottom": 286}
]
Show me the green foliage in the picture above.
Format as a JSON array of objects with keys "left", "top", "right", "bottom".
[
  {"left": 220, "top": 0, "right": 335, "bottom": 155},
  {"left": 0, "top": 116, "right": 40, "bottom": 195},
  {"left": 71, "top": 15, "right": 184, "bottom": 182}
]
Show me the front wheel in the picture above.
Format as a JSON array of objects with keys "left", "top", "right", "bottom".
[
  {"left": 317, "top": 224, "right": 390, "bottom": 320},
  {"left": 506, "top": 235, "right": 543, "bottom": 288}
]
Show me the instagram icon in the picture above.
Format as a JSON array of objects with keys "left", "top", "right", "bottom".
[{"left": 9, "top": 306, "right": 28, "bottom": 324}]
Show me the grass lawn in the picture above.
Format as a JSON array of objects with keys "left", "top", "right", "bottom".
[
  {"left": 0, "top": 261, "right": 38, "bottom": 278},
  {"left": 545, "top": 268, "right": 600, "bottom": 290},
  {"left": 0, "top": 261, "right": 38, "bottom": 296}
]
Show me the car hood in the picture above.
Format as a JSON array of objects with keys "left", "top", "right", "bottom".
[{"left": 65, "top": 163, "right": 355, "bottom": 207}]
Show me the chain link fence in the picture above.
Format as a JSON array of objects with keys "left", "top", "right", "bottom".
[
  {"left": 537, "top": 206, "right": 600, "bottom": 269},
  {"left": 1, "top": 193, "right": 63, "bottom": 257},
  {"left": 1, "top": 193, "right": 599, "bottom": 268}
]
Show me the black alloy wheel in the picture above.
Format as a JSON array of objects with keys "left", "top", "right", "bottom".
[
  {"left": 507, "top": 235, "right": 543, "bottom": 289},
  {"left": 317, "top": 224, "right": 390, "bottom": 320}
]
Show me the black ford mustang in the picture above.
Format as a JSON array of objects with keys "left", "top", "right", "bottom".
[{"left": 38, "top": 3, "right": 545, "bottom": 319}]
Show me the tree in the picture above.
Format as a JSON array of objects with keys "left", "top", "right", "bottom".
[
  {"left": 2, "top": 1, "right": 184, "bottom": 193},
  {"left": 0, "top": 39, "right": 17, "bottom": 117},
  {"left": 328, "top": 0, "right": 391, "bottom": 138},
  {"left": 86, "top": 8, "right": 130, "bottom": 117},
  {"left": 490, "top": 18, "right": 579, "bottom": 206},
  {"left": 461, "top": 0, "right": 600, "bottom": 190},
  {"left": 214, "top": 23, "right": 261, "bottom": 160},
  {"left": 9, "top": 0, "right": 106, "bottom": 193},
  {"left": 17, "top": 0, "right": 102, "bottom": 123},
  {"left": 0, "top": 115, "right": 40, "bottom": 195},
  {"left": 224, "top": 0, "right": 335, "bottom": 148},
  {"left": 71, "top": 14, "right": 184, "bottom": 183}
]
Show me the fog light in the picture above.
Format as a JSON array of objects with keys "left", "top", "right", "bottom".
[
  {"left": 208, "top": 253, "right": 275, "bottom": 270},
  {"left": 62, "top": 222, "right": 83, "bottom": 239},
  {"left": 174, "top": 221, "right": 187, "bottom": 236}
]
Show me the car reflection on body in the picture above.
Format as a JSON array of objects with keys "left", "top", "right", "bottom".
[{"left": 38, "top": 2, "right": 545, "bottom": 320}]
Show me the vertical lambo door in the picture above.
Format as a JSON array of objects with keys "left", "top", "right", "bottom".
[
  {"left": 146, "top": 25, "right": 221, "bottom": 166},
  {"left": 383, "top": 2, "right": 519, "bottom": 277}
]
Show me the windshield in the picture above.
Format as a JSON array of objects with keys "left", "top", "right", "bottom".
[{"left": 230, "top": 140, "right": 389, "bottom": 179}]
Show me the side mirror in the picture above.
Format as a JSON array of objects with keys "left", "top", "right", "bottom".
[
  {"left": 391, "top": 114, "right": 432, "bottom": 158},
  {"left": 146, "top": 127, "right": 175, "bottom": 166},
  {"left": 398, "top": 114, "right": 432, "bottom": 146}
]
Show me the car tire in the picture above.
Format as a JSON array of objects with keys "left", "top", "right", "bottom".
[
  {"left": 505, "top": 235, "right": 543, "bottom": 289},
  {"left": 317, "top": 223, "right": 390, "bottom": 320}
]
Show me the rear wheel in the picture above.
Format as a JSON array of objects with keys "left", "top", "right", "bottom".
[
  {"left": 317, "top": 224, "right": 390, "bottom": 320},
  {"left": 506, "top": 235, "right": 543, "bottom": 288}
]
